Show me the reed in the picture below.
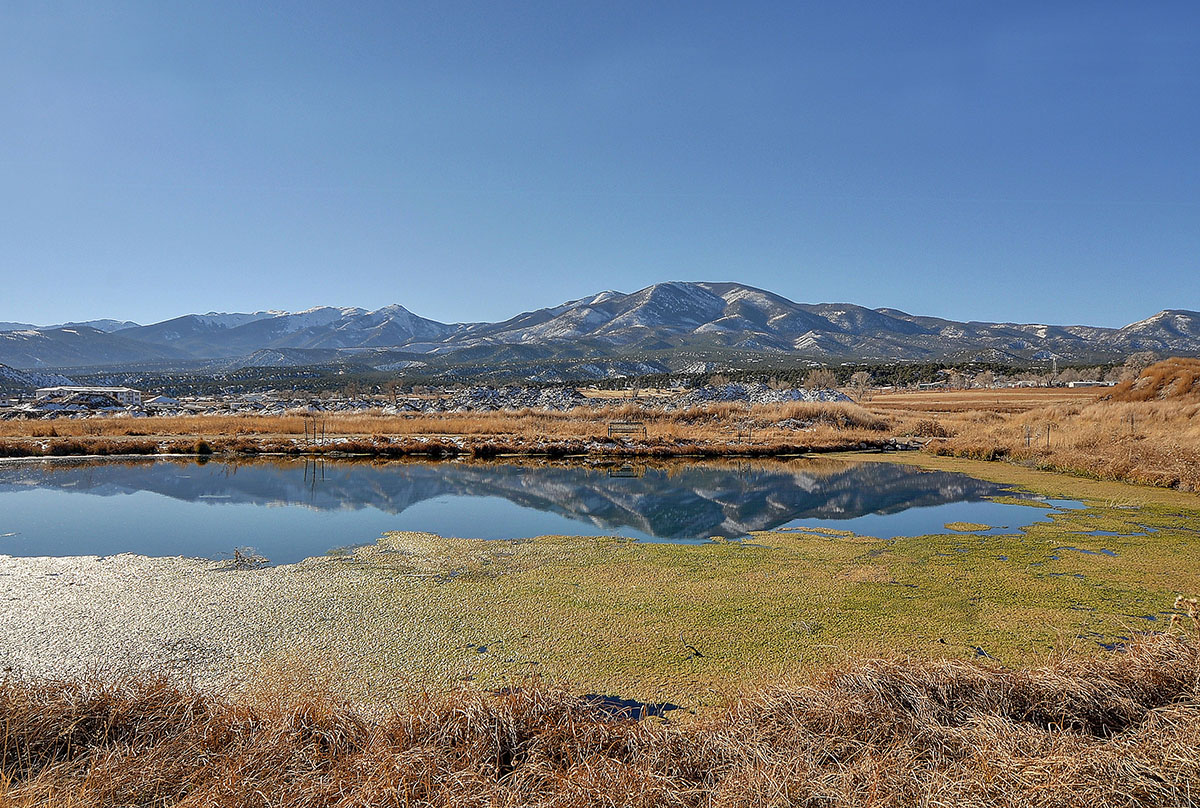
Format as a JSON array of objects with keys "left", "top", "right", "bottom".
[
  {"left": 925, "top": 396, "right": 1200, "bottom": 490},
  {"left": 1110, "top": 357, "right": 1200, "bottom": 402},
  {"left": 1, "top": 630, "right": 1196, "bottom": 807},
  {"left": 0, "top": 402, "right": 895, "bottom": 459},
  {"left": 3, "top": 363, "right": 1198, "bottom": 490}
]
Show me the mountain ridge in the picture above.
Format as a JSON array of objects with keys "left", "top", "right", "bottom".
[{"left": 1, "top": 281, "right": 1197, "bottom": 371}]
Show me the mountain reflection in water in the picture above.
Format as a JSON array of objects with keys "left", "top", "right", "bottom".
[{"left": 0, "top": 458, "right": 1050, "bottom": 562}]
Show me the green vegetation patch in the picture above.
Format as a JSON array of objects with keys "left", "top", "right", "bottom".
[
  {"left": 987, "top": 495, "right": 1054, "bottom": 508},
  {"left": 255, "top": 474, "right": 1200, "bottom": 709},
  {"left": 944, "top": 522, "right": 993, "bottom": 532},
  {"left": 775, "top": 525, "right": 861, "bottom": 538}
]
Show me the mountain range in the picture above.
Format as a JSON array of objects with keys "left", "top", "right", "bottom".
[
  {"left": 2, "top": 282, "right": 1198, "bottom": 376},
  {"left": 0, "top": 319, "right": 140, "bottom": 333}
]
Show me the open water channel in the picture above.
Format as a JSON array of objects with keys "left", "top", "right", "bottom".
[{"left": 0, "top": 457, "right": 1080, "bottom": 564}]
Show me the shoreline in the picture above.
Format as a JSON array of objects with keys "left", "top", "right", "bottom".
[
  {"left": 4, "top": 449, "right": 1199, "bottom": 802},
  {"left": 0, "top": 433, "right": 916, "bottom": 461},
  {"left": 3, "top": 453, "right": 1197, "bottom": 705},
  {"left": 3, "top": 382, "right": 1197, "bottom": 490},
  {"left": 4, "top": 433, "right": 1198, "bottom": 500}
]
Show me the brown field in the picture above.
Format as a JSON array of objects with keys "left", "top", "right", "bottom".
[
  {"left": 925, "top": 398, "right": 1200, "bottom": 490},
  {"left": 3, "top": 628, "right": 1197, "bottom": 808},
  {"left": 867, "top": 386, "right": 1102, "bottom": 413}
]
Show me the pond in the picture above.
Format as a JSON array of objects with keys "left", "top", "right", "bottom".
[{"left": 0, "top": 456, "right": 1077, "bottom": 564}]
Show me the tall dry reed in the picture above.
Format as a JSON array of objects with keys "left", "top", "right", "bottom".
[{"left": 2, "top": 632, "right": 1197, "bottom": 807}]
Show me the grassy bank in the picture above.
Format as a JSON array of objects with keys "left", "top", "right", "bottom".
[
  {"left": 0, "top": 400, "right": 901, "bottom": 460},
  {"left": 917, "top": 361, "right": 1200, "bottom": 491},
  {"left": 4, "top": 376, "right": 1197, "bottom": 492},
  {"left": 924, "top": 397, "right": 1200, "bottom": 490},
  {"left": 3, "top": 454, "right": 1199, "bottom": 804},
  {"left": 5, "top": 364, "right": 1199, "bottom": 492},
  {"left": 3, "top": 630, "right": 1197, "bottom": 807}
]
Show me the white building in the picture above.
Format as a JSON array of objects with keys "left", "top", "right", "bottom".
[{"left": 35, "top": 386, "right": 143, "bottom": 407}]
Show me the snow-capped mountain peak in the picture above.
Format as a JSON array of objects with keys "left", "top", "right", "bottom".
[{"left": 1, "top": 285, "right": 1198, "bottom": 370}]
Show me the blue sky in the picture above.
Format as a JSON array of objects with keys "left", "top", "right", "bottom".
[{"left": 2, "top": 1, "right": 1197, "bottom": 328}]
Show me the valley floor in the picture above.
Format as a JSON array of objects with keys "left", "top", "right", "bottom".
[
  {"left": 2, "top": 455, "right": 1196, "bottom": 706},
  {"left": 2, "top": 454, "right": 1199, "bottom": 805}
]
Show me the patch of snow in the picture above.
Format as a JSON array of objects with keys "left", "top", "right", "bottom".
[
  {"left": 588, "top": 290, "right": 622, "bottom": 305},
  {"left": 195, "top": 311, "right": 280, "bottom": 329},
  {"left": 373, "top": 360, "right": 427, "bottom": 371},
  {"left": 668, "top": 383, "right": 850, "bottom": 409}
]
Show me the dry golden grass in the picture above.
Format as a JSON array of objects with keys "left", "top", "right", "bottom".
[
  {"left": 1109, "top": 357, "right": 1200, "bottom": 402},
  {"left": 2, "top": 630, "right": 1197, "bottom": 807},
  {"left": 4, "top": 365, "right": 1199, "bottom": 490},
  {"left": 919, "top": 362, "right": 1200, "bottom": 491},
  {"left": 926, "top": 398, "right": 1200, "bottom": 490},
  {"left": 0, "top": 401, "right": 895, "bottom": 459},
  {"left": 869, "top": 386, "right": 1102, "bottom": 414}
]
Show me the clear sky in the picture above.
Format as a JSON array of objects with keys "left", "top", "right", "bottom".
[{"left": 2, "top": 1, "right": 1197, "bottom": 328}]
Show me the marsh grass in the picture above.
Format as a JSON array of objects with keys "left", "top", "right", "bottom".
[
  {"left": 925, "top": 397, "right": 1200, "bottom": 490},
  {"left": 944, "top": 521, "right": 992, "bottom": 532},
  {"left": 1, "top": 632, "right": 1197, "bottom": 807},
  {"left": 1110, "top": 358, "right": 1200, "bottom": 402},
  {"left": 0, "top": 401, "right": 895, "bottom": 459},
  {"left": 875, "top": 362, "right": 1200, "bottom": 490},
  {"left": 4, "top": 365, "right": 1200, "bottom": 490}
]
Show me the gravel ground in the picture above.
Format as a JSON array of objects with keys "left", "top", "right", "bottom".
[
  {"left": 0, "top": 536, "right": 525, "bottom": 701},
  {"left": 0, "top": 552, "right": 360, "bottom": 691}
]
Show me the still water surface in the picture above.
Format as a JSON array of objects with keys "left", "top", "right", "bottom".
[{"left": 0, "top": 457, "right": 1077, "bottom": 564}]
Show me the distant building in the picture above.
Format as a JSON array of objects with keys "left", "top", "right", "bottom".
[{"left": 35, "top": 386, "right": 142, "bottom": 407}]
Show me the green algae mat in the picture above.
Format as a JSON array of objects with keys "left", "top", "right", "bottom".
[{"left": 261, "top": 455, "right": 1200, "bottom": 710}]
